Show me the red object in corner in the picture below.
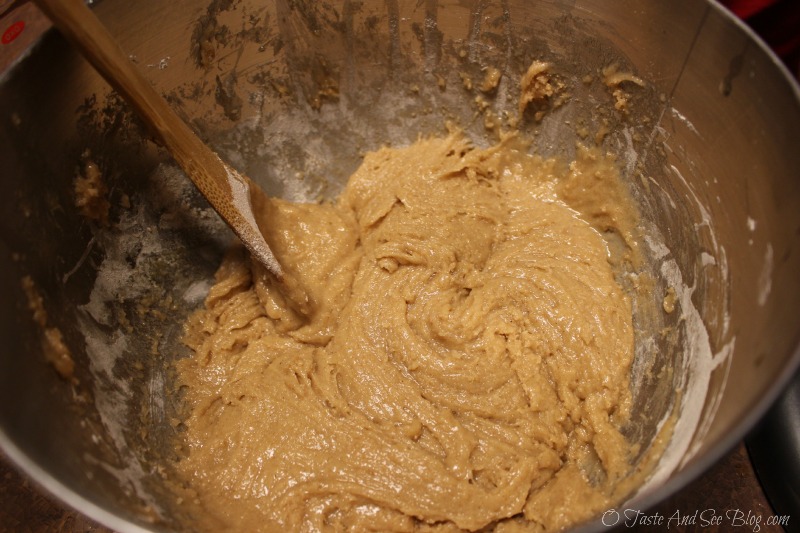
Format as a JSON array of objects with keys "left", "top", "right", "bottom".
[
  {"left": 721, "top": 0, "right": 800, "bottom": 77},
  {"left": 723, "top": 0, "right": 780, "bottom": 20},
  {"left": 1, "top": 19, "right": 24, "bottom": 45}
]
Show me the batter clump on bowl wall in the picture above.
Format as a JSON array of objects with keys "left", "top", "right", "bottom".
[{"left": 175, "top": 131, "right": 644, "bottom": 532}]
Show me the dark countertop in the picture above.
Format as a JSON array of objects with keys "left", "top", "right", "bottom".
[
  {"left": 0, "top": 452, "right": 111, "bottom": 533},
  {"left": 0, "top": 441, "right": 785, "bottom": 533},
  {"left": 627, "top": 443, "right": 784, "bottom": 533}
]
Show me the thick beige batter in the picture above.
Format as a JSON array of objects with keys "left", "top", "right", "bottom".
[{"left": 176, "top": 133, "right": 640, "bottom": 532}]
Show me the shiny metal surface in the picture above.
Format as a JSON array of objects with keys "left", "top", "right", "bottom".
[{"left": 0, "top": 1, "right": 798, "bottom": 532}]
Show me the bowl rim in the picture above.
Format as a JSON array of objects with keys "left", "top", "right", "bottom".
[
  {"left": 0, "top": 430, "right": 156, "bottom": 533},
  {"left": 1, "top": 0, "right": 799, "bottom": 532}
]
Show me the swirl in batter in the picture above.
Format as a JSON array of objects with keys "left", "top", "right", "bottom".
[{"left": 176, "top": 133, "right": 640, "bottom": 532}]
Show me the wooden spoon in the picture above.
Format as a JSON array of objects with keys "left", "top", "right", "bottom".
[{"left": 33, "top": 0, "right": 312, "bottom": 316}]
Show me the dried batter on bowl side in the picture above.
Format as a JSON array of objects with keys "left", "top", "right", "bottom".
[{"left": 175, "top": 132, "right": 642, "bottom": 532}]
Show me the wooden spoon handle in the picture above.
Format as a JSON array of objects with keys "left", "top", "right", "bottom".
[
  {"left": 32, "top": 0, "right": 273, "bottom": 261},
  {"left": 33, "top": 0, "right": 312, "bottom": 314}
]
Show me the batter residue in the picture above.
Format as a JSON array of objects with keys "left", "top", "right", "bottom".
[{"left": 176, "top": 133, "right": 641, "bottom": 532}]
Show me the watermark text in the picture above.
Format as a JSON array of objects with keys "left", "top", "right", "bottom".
[{"left": 601, "top": 508, "right": 790, "bottom": 531}]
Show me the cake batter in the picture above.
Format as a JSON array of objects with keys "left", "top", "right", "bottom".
[{"left": 176, "top": 132, "right": 641, "bottom": 532}]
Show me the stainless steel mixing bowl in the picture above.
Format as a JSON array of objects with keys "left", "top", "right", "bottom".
[{"left": 1, "top": 1, "right": 798, "bottom": 531}]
